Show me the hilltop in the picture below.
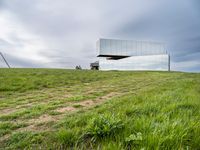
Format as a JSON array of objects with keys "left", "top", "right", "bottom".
[{"left": 0, "top": 69, "right": 199, "bottom": 149}]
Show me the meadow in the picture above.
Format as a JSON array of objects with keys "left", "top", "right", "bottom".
[{"left": 0, "top": 68, "right": 199, "bottom": 149}]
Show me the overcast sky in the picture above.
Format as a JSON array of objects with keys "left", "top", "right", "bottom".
[{"left": 0, "top": 0, "right": 200, "bottom": 72}]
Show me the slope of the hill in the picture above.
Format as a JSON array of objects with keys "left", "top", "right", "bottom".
[{"left": 0, "top": 69, "right": 199, "bottom": 149}]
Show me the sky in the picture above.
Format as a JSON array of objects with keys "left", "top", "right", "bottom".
[{"left": 0, "top": 0, "right": 200, "bottom": 72}]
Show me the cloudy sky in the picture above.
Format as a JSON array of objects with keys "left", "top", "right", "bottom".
[{"left": 0, "top": 0, "right": 199, "bottom": 72}]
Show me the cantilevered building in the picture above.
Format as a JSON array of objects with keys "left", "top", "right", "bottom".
[{"left": 96, "top": 38, "right": 170, "bottom": 71}]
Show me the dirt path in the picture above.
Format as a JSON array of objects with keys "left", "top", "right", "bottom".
[{"left": 2, "top": 92, "right": 122, "bottom": 136}]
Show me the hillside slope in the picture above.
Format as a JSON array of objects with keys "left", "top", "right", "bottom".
[{"left": 0, "top": 69, "right": 199, "bottom": 149}]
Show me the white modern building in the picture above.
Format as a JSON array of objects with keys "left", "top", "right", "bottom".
[{"left": 95, "top": 38, "right": 170, "bottom": 71}]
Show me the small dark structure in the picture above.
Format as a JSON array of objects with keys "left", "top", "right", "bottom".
[
  {"left": 90, "top": 61, "right": 99, "bottom": 70},
  {"left": 75, "top": 65, "right": 82, "bottom": 70}
]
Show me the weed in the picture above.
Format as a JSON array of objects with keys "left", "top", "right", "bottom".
[
  {"left": 125, "top": 132, "right": 143, "bottom": 149},
  {"left": 56, "top": 129, "right": 77, "bottom": 146},
  {"left": 82, "top": 114, "right": 124, "bottom": 142}
]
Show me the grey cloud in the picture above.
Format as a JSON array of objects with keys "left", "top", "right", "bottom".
[
  {"left": 173, "top": 52, "right": 200, "bottom": 62},
  {"left": 114, "top": 0, "right": 200, "bottom": 72}
]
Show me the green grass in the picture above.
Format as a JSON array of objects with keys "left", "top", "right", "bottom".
[{"left": 0, "top": 68, "right": 199, "bottom": 149}]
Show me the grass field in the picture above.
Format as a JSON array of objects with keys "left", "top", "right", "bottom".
[{"left": 0, "top": 68, "right": 199, "bottom": 149}]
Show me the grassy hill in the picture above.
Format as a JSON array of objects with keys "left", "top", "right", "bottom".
[{"left": 0, "top": 68, "right": 199, "bottom": 149}]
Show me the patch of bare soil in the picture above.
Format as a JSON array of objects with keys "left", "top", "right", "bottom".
[
  {"left": 78, "top": 100, "right": 95, "bottom": 107},
  {"left": 61, "top": 93, "right": 73, "bottom": 98},
  {"left": 28, "top": 114, "right": 58, "bottom": 124},
  {"left": 17, "top": 124, "right": 37, "bottom": 132},
  {"left": 0, "top": 108, "right": 17, "bottom": 116},
  {"left": 0, "top": 134, "right": 10, "bottom": 144},
  {"left": 0, "top": 102, "right": 44, "bottom": 116},
  {"left": 56, "top": 106, "right": 77, "bottom": 113},
  {"left": 96, "top": 92, "right": 120, "bottom": 101},
  {"left": 16, "top": 114, "right": 62, "bottom": 132},
  {"left": 16, "top": 103, "right": 34, "bottom": 109},
  {"left": 55, "top": 92, "right": 123, "bottom": 113}
]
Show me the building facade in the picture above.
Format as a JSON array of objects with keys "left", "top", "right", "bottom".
[{"left": 97, "top": 39, "right": 170, "bottom": 71}]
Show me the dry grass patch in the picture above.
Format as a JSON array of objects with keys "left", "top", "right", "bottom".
[{"left": 56, "top": 106, "right": 77, "bottom": 113}]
